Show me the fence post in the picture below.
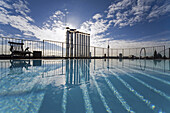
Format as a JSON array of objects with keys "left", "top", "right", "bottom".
[
  {"left": 103, "top": 48, "right": 104, "bottom": 57},
  {"left": 169, "top": 48, "right": 170, "bottom": 58},
  {"left": 62, "top": 42, "right": 64, "bottom": 57},
  {"left": 122, "top": 49, "right": 124, "bottom": 57},
  {"left": 2, "top": 38, "right": 3, "bottom": 55},
  {"left": 111, "top": 49, "right": 113, "bottom": 57},
  {"left": 153, "top": 47, "right": 154, "bottom": 56},
  {"left": 94, "top": 47, "right": 95, "bottom": 57},
  {"left": 21, "top": 40, "right": 23, "bottom": 51},
  {"left": 117, "top": 49, "right": 119, "bottom": 57},
  {"left": 43, "top": 40, "right": 44, "bottom": 57},
  {"left": 164, "top": 45, "right": 165, "bottom": 59}
]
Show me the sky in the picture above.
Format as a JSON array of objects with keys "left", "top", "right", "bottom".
[{"left": 0, "top": 0, "right": 170, "bottom": 48}]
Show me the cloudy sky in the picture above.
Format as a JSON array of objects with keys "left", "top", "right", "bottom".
[{"left": 0, "top": 0, "right": 170, "bottom": 48}]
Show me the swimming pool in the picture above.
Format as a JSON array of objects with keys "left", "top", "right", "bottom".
[{"left": 0, "top": 59, "right": 170, "bottom": 113}]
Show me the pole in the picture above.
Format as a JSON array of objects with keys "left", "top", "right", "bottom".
[
  {"left": 43, "top": 40, "right": 44, "bottom": 57},
  {"left": 2, "top": 37, "right": 3, "bottom": 55},
  {"left": 122, "top": 49, "right": 123, "bottom": 57},
  {"left": 164, "top": 45, "right": 165, "bottom": 59},
  {"left": 117, "top": 49, "right": 119, "bottom": 56},
  {"left": 103, "top": 48, "right": 104, "bottom": 57},
  {"left": 94, "top": 47, "right": 96, "bottom": 57},
  {"left": 169, "top": 48, "right": 170, "bottom": 59},
  {"left": 88, "top": 34, "right": 90, "bottom": 57},
  {"left": 62, "top": 42, "right": 63, "bottom": 57}
]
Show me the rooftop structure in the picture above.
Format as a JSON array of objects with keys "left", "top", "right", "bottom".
[{"left": 66, "top": 27, "right": 90, "bottom": 58}]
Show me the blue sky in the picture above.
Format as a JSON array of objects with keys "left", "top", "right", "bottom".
[{"left": 0, "top": 0, "right": 170, "bottom": 48}]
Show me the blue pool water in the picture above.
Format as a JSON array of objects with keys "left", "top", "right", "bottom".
[{"left": 0, "top": 59, "right": 170, "bottom": 113}]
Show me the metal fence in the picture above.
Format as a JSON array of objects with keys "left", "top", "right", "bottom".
[
  {"left": 0, "top": 37, "right": 169, "bottom": 58},
  {"left": 90, "top": 45, "right": 167, "bottom": 58},
  {"left": 0, "top": 37, "right": 65, "bottom": 57}
]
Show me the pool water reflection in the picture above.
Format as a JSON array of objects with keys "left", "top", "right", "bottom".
[{"left": 0, "top": 59, "right": 170, "bottom": 113}]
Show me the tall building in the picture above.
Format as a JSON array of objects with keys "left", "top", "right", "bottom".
[{"left": 66, "top": 27, "right": 90, "bottom": 58}]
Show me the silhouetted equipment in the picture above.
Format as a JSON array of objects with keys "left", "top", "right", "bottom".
[
  {"left": 119, "top": 53, "right": 122, "bottom": 59},
  {"left": 33, "top": 60, "right": 42, "bottom": 66},
  {"left": 129, "top": 55, "right": 135, "bottom": 59},
  {"left": 33, "top": 51, "right": 42, "bottom": 58},
  {"left": 8, "top": 41, "right": 32, "bottom": 57}
]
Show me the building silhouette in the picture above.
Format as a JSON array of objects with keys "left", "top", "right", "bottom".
[{"left": 66, "top": 27, "right": 90, "bottom": 58}]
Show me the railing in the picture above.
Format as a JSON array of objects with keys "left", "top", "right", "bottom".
[
  {"left": 0, "top": 37, "right": 169, "bottom": 58},
  {"left": 90, "top": 45, "right": 167, "bottom": 58},
  {"left": 0, "top": 37, "right": 65, "bottom": 57}
]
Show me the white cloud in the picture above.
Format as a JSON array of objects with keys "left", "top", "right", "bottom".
[
  {"left": 15, "top": 34, "right": 22, "bottom": 37},
  {"left": 80, "top": 16, "right": 113, "bottom": 46},
  {"left": 79, "top": 0, "right": 170, "bottom": 46},
  {"left": 0, "top": 7, "right": 11, "bottom": 14},
  {"left": 0, "top": 0, "right": 170, "bottom": 49},
  {"left": 93, "top": 14, "right": 102, "bottom": 20},
  {"left": 107, "top": 0, "right": 170, "bottom": 28},
  {"left": 55, "top": 10, "right": 65, "bottom": 16},
  {"left": 0, "top": 33, "right": 13, "bottom": 37},
  {"left": 0, "top": 13, "right": 9, "bottom": 24},
  {"left": 13, "top": 0, "right": 30, "bottom": 16},
  {"left": 147, "top": 3, "right": 170, "bottom": 20},
  {"left": 0, "top": 0, "right": 66, "bottom": 42},
  {"left": 0, "top": 0, "right": 12, "bottom": 9}
]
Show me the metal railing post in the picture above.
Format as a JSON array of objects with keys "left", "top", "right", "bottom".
[
  {"left": 2, "top": 37, "right": 3, "bottom": 55},
  {"left": 43, "top": 40, "right": 44, "bottom": 57},
  {"left": 117, "top": 49, "right": 119, "bottom": 57},
  {"left": 153, "top": 47, "right": 154, "bottom": 56},
  {"left": 164, "top": 45, "right": 165, "bottom": 59},
  {"left": 62, "top": 42, "right": 63, "bottom": 57},
  {"left": 122, "top": 49, "right": 124, "bottom": 57},
  {"left": 94, "top": 47, "right": 95, "bottom": 57},
  {"left": 169, "top": 48, "right": 170, "bottom": 59}
]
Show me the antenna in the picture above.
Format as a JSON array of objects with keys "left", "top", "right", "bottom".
[{"left": 108, "top": 40, "right": 109, "bottom": 45}]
